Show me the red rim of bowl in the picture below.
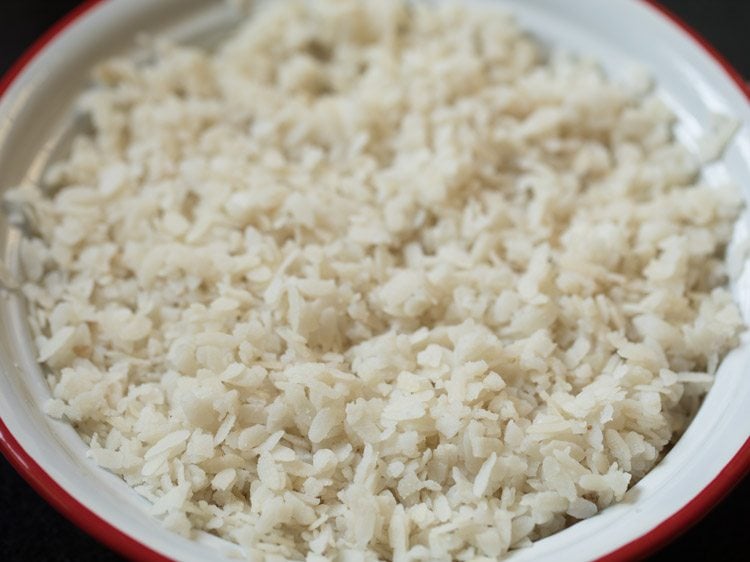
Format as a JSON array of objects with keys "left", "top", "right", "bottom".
[{"left": 0, "top": 1, "right": 748, "bottom": 561}]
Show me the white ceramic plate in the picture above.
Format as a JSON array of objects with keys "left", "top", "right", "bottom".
[{"left": 1, "top": 1, "right": 749, "bottom": 560}]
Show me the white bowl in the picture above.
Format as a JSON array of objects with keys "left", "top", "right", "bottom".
[{"left": 1, "top": 1, "right": 749, "bottom": 560}]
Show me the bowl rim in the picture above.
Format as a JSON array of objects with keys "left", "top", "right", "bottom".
[{"left": 0, "top": 1, "right": 748, "bottom": 561}]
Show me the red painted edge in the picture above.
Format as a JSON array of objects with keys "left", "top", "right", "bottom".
[
  {"left": 640, "top": 0, "right": 750, "bottom": 99},
  {"left": 0, "top": 0, "right": 104, "bottom": 97},
  {"left": 0, "top": 420, "right": 171, "bottom": 562},
  {"left": 599, "top": 438, "right": 750, "bottom": 562},
  {"left": 0, "top": 2, "right": 170, "bottom": 560},
  {"left": 597, "top": 2, "right": 750, "bottom": 560},
  {"left": 0, "top": 1, "right": 749, "bottom": 562}
]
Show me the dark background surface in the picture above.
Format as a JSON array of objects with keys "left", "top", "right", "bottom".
[{"left": 1, "top": 1, "right": 749, "bottom": 561}]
